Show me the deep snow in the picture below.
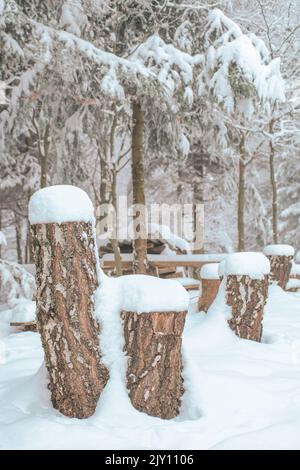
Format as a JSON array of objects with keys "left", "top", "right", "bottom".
[{"left": 1, "top": 283, "right": 300, "bottom": 450}]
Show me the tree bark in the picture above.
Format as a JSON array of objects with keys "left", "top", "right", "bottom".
[
  {"left": 121, "top": 310, "right": 187, "bottom": 419},
  {"left": 111, "top": 164, "right": 123, "bottom": 276},
  {"left": 269, "top": 119, "right": 278, "bottom": 244},
  {"left": 15, "top": 212, "right": 23, "bottom": 264},
  {"left": 40, "top": 123, "right": 50, "bottom": 188},
  {"left": 266, "top": 254, "right": 293, "bottom": 290},
  {"left": 226, "top": 274, "right": 268, "bottom": 342},
  {"left": 191, "top": 141, "right": 208, "bottom": 255},
  {"left": 238, "top": 137, "right": 246, "bottom": 252},
  {"left": 31, "top": 221, "right": 109, "bottom": 418},
  {"left": 198, "top": 278, "right": 221, "bottom": 313},
  {"left": 131, "top": 100, "right": 148, "bottom": 274},
  {"left": 0, "top": 210, "right": 2, "bottom": 259},
  {"left": 25, "top": 191, "right": 34, "bottom": 264}
]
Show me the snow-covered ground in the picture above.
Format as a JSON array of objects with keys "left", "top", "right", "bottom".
[{"left": 0, "top": 284, "right": 300, "bottom": 450}]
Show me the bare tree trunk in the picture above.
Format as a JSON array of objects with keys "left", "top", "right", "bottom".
[
  {"left": 269, "top": 120, "right": 278, "bottom": 244},
  {"left": 121, "top": 309, "right": 187, "bottom": 419},
  {"left": 238, "top": 138, "right": 246, "bottom": 252},
  {"left": 32, "top": 109, "right": 50, "bottom": 189},
  {"left": 198, "top": 278, "right": 221, "bottom": 313},
  {"left": 226, "top": 275, "right": 269, "bottom": 342},
  {"left": 191, "top": 142, "right": 206, "bottom": 254},
  {"left": 31, "top": 221, "right": 109, "bottom": 418},
  {"left": 131, "top": 100, "right": 148, "bottom": 274},
  {"left": 25, "top": 191, "right": 34, "bottom": 264},
  {"left": 0, "top": 210, "right": 2, "bottom": 259},
  {"left": 266, "top": 254, "right": 293, "bottom": 290},
  {"left": 110, "top": 119, "right": 123, "bottom": 276},
  {"left": 15, "top": 212, "right": 23, "bottom": 264}
]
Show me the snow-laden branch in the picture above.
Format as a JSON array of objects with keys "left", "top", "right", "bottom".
[
  {"left": 130, "top": 34, "right": 203, "bottom": 103},
  {"left": 203, "top": 8, "right": 285, "bottom": 116}
]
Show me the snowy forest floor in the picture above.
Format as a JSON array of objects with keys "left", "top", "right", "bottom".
[{"left": 1, "top": 285, "right": 300, "bottom": 450}]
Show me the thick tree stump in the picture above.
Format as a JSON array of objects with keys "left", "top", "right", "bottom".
[
  {"left": 198, "top": 264, "right": 221, "bottom": 313},
  {"left": 226, "top": 275, "right": 268, "bottom": 342},
  {"left": 121, "top": 310, "right": 187, "bottom": 419},
  {"left": 198, "top": 278, "right": 221, "bottom": 312},
  {"left": 266, "top": 255, "right": 293, "bottom": 290},
  {"left": 31, "top": 221, "right": 109, "bottom": 418}
]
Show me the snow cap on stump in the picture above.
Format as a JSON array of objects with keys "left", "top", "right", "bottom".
[
  {"left": 119, "top": 274, "right": 189, "bottom": 313},
  {"left": 29, "top": 185, "right": 94, "bottom": 225},
  {"left": 263, "top": 244, "right": 295, "bottom": 257},
  {"left": 200, "top": 263, "right": 220, "bottom": 280},
  {"left": 219, "top": 252, "right": 270, "bottom": 280}
]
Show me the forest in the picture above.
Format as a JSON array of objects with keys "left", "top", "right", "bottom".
[
  {"left": 0, "top": 0, "right": 299, "bottom": 265},
  {"left": 0, "top": 0, "right": 300, "bottom": 452}
]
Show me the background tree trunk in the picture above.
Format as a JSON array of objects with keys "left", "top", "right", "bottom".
[
  {"left": 31, "top": 221, "right": 109, "bottom": 418},
  {"left": 269, "top": 119, "right": 278, "bottom": 244},
  {"left": 15, "top": 210, "right": 23, "bottom": 264},
  {"left": 121, "top": 309, "right": 187, "bottom": 419},
  {"left": 226, "top": 274, "right": 268, "bottom": 342},
  {"left": 266, "top": 254, "right": 293, "bottom": 290},
  {"left": 238, "top": 138, "right": 246, "bottom": 252},
  {"left": 131, "top": 99, "right": 148, "bottom": 274},
  {"left": 198, "top": 278, "right": 221, "bottom": 313}
]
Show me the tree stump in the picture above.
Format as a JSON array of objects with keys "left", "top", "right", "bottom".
[
  {"left": 226, "top": 275, "right": 269, "bottom": 342},
  {"left": 198, "top": 263, "right": 221, "bottom": 312},
  {"left": 266, "top": 255, "right": 293, "bottom": 290},
  {"left": 121, "top": 310, "right": 187, "bottom": 419},
  {"left": 263, "top": 245, "right": 294, "bottom": 290},
  {"left": 31, "top": 221, "right": 109, "bottom": 418},
  {"left": 198, "top": 278, "right": 221, "bottom": 312}
]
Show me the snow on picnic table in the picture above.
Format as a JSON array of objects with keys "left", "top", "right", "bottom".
[
  {"left": 101, "top": 253, "right": 227, "bottom": 264},
  {"left": 1, "top": 285, "right": 300, "bottom": 449}
]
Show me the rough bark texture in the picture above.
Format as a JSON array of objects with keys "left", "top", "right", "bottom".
[
  {"left": 198, "top": 278, "right": 221, "bottom": 313},
  {"left": 31, "top": 221, "right": 109, "bottom": 418},
  {"left": 131, "top": 99, "right": 148, "bottom": 274},
  {"left": 266, "top": 254, "right": 293, "bottom": 290},
  {"left": 121, "top": 310, "right": 187, "bottom": 419},
  {"left": 226, "top": 274, "right": 268, "bottom": 342}
]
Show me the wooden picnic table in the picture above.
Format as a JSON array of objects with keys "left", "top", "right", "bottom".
[{"left": 100, "top": 253, "right": 226, "bottom": 270}]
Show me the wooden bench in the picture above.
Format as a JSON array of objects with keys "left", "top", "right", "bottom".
[{"left": 10, "top": 321, "right": 37, "bottom": 332}]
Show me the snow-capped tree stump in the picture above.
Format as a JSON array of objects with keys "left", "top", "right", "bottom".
[
  {"left": 220, "top": 252, "right": 270, "bottom": 342},
  {"left": 121, "top": 309, "right": 187, "bottom": 419},
  {"left": 226, "top": 274, "right": 268, "bottom": 342},
  {"left": 263, "top": 245, "right": 295, "bottom": 290},
  {"left": 198, "top": 263, "right": 220, "bottom": 312},
  {"left": 29, "top": 186, "right": 109, "bottom": 419}
]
